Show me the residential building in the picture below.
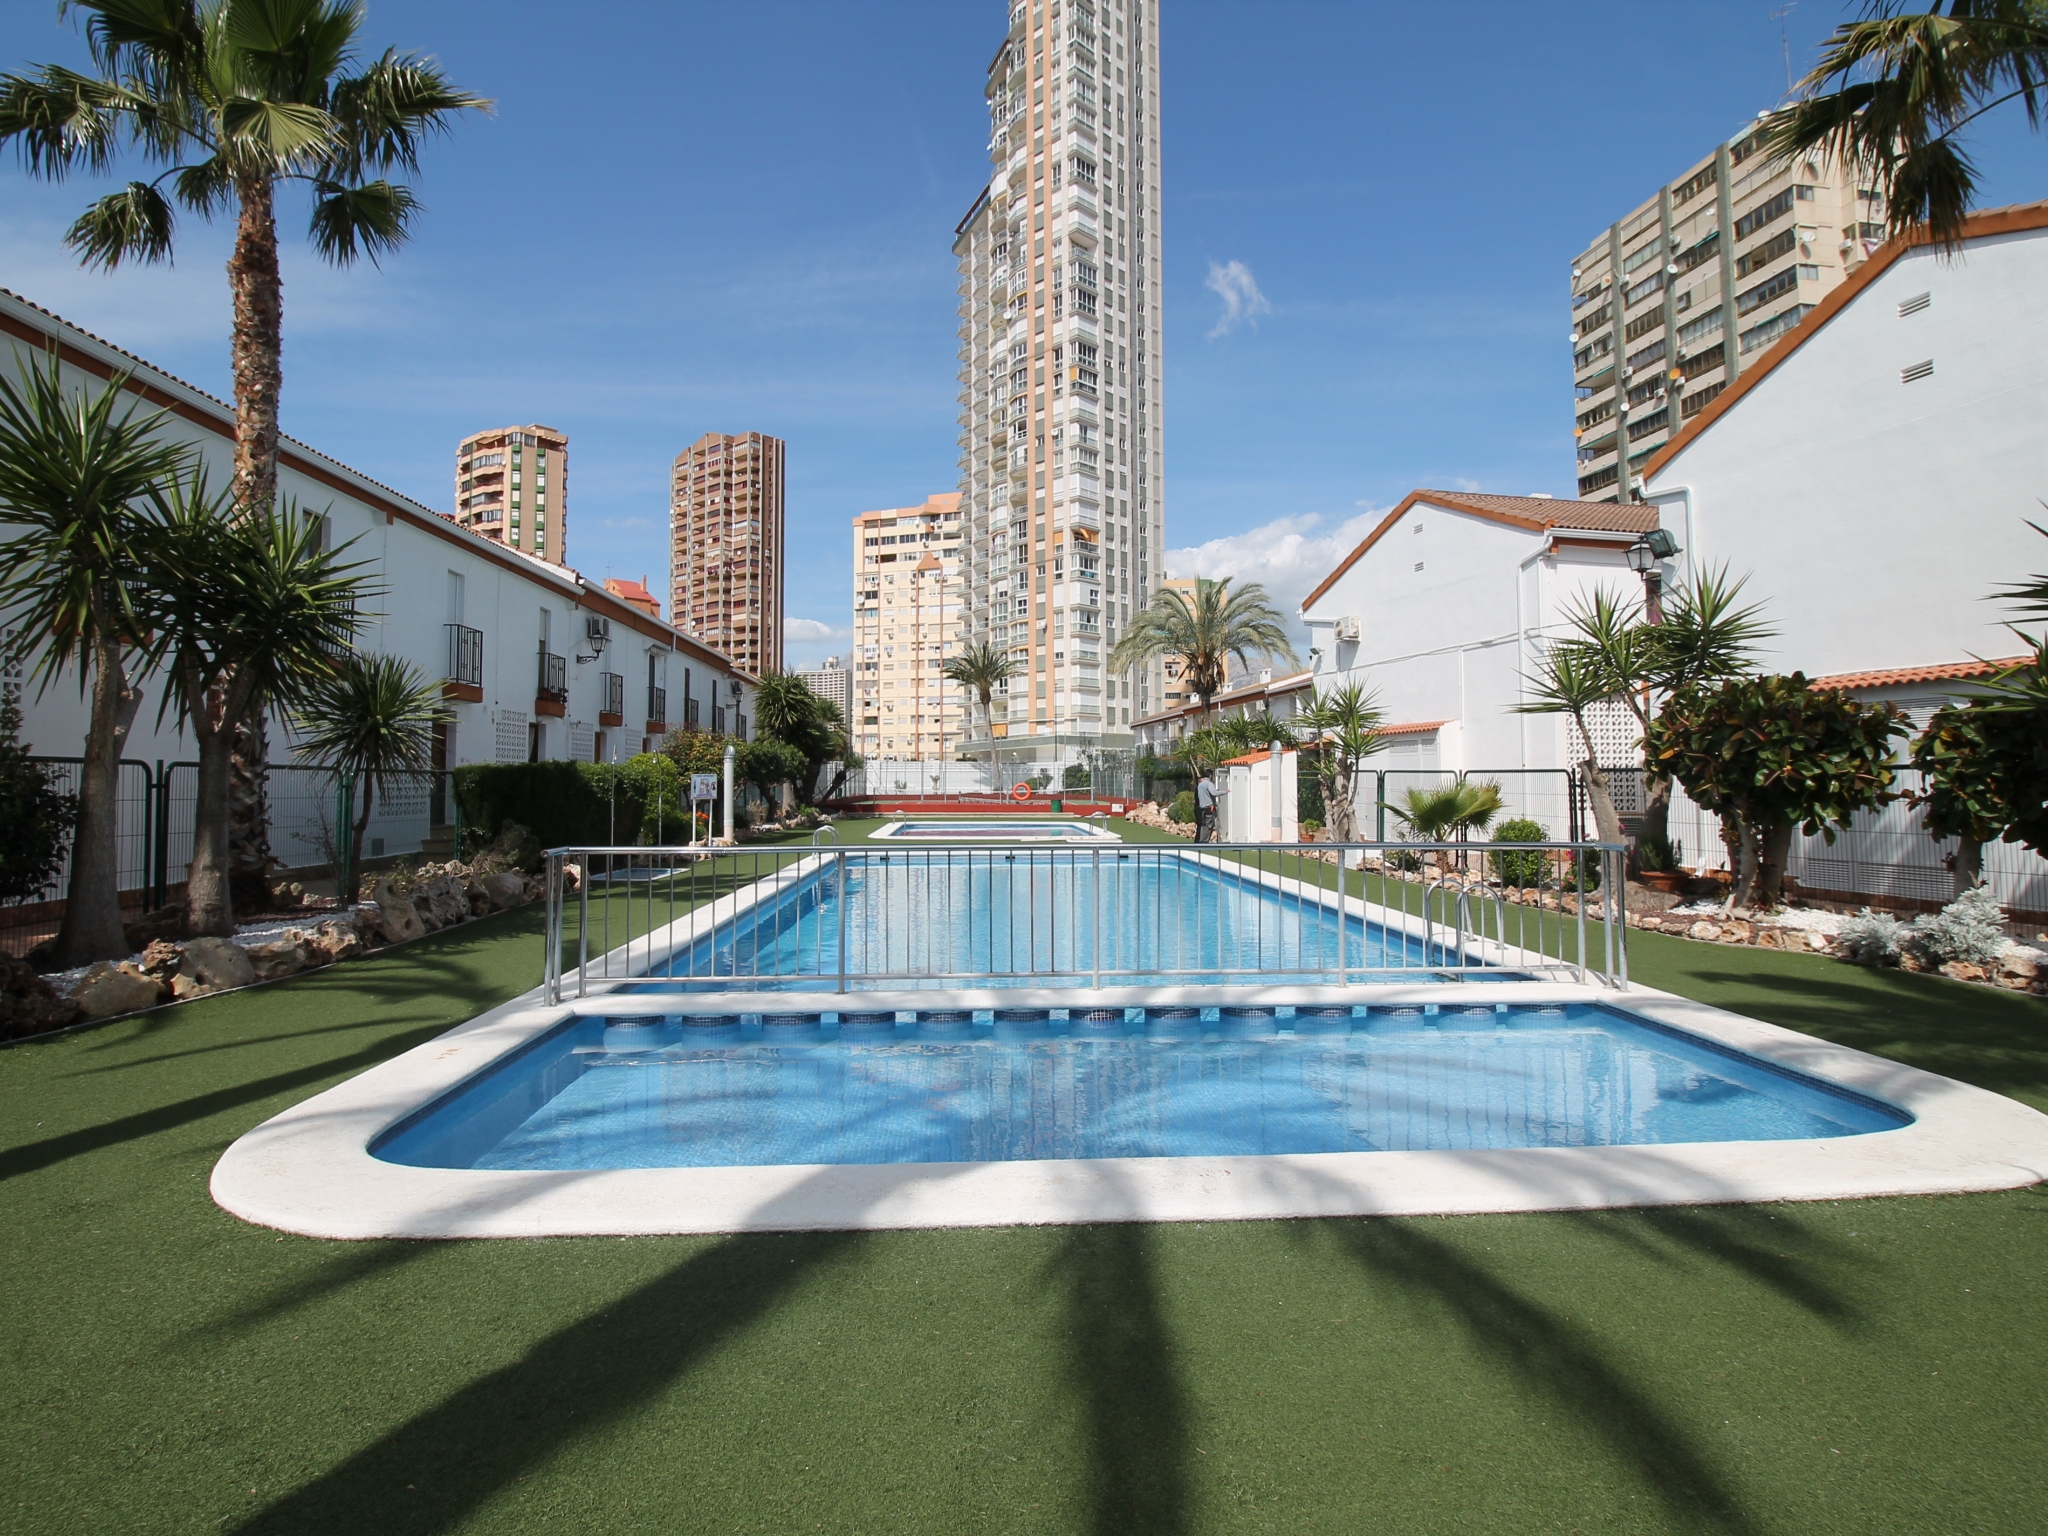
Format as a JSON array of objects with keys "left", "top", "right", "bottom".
[
  {"left": 798, "top": 656, "right": 853, "bottom": 726},
  {"left": 604, "top": 575, "right": 661, "bottom": 620},
  {"left": 851, "top": 495, "right": 969, "bottom": 760},
  {"left": 1131, "top": 666, "right": 1313, "bottom": 757},
  {"left": 0, "top": 289, "right": 756, "bottom": 895},
  {"left": 452, "top": 424, "right": 568, "bottom": 563},
  {"left": 1297, "top": 205, "right": 2048, "bottom": 905},
  {"left": 670, "top": 431, "right": 785, "bottom": 675},
  {"left": 949, "top": 0, "right": 1164, "bottom": 773},
  {"left": 1570, "top": 127, "right": 1872, "bottom": 502}
]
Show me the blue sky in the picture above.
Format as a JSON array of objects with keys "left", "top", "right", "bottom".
[{"left": 2, "top": 1, "right": 2041, "bottom": 668}]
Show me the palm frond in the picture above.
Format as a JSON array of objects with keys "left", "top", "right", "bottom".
[
  {"left": 329, "top": 49, "right": 492, "bottom": 177},
  {"left": 64, "top": 180, "right": 178, "bottom": 267},
  {"left": 171, "top": 151, "right": 234, "bottom": 214},
  {"left": 0, "top": 64, "right": 140, "bottom": 177},
  {"left": 306, "top": 176, "right": 415, "bottom": 263},
  {"left": 72, "top": 0, "right": 210, "bottom": 85},
  {"left": 1651, "top": 563, "right": 1775, "bottom": 691}
]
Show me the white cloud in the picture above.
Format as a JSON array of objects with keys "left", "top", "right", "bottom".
[
  {"left": 1204, "top": 259, "right": 1271, "bottom": 339},
  {"left": 1166, "top": 506, "right": 1391, "bottom": 655},
  {"left": 785, "top": 617, "right": 845, "bottom": 644}
]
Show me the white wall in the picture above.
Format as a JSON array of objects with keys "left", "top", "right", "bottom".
[{"left": 1646, "top": 224, "right": 2048, "bottom": 676}]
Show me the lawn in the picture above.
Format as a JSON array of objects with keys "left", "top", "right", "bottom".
[{"left": 3, "top": 819, "right": 2047, "bottom": 1534}]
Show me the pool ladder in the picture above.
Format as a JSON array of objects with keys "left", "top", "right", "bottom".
[{"left": 1424, "top": 873, "right": 1476, "bottom": 975}]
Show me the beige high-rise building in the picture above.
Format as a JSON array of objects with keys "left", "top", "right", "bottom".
[
  {"left": 671, "top": 431, "right": 785, "bottom": 674},
  {"left": 797, "top": 655, "right": 852, "bottom": 726},
  {"left": 1571, "top": 127, "right": 1876, "bottom": 501},
  {"left": 951, "top": 0, "right": 1164, "bottom": 758},
  {"left": 451, "top": 425, "right": 567, "bottom": 563},
  {"left": 851, "top": 494, "right": 969, "bottom": 760}
]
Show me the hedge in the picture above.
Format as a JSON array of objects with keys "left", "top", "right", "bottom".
[{"left": 451, "top": 756, "right": 693, "bottom": 852}]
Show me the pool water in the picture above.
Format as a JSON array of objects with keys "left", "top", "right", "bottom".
[
  {"left": 634, "top": 853, "right": 1471, "bottom": 988},
  {"left": 869, "top": 819, "right": 1122, "bottom": 842},
  {"left": 375, "top": 1003, "right": 1907, "bottom": 1171}
]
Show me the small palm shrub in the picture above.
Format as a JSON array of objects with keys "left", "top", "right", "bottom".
[
  {"left": 1490, "top": 817, "right": 1548, "bottom": 888},
  {"left": 1912, "top": 883, "right": 2009, "bottom": 967},
  {"left": 1168, "top": 790, "right": 1196, "bottom": 824},
  {"left": 1838, "top": 908, "right": 1912, "bottom": 966}
]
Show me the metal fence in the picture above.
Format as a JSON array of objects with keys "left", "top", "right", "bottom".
[
  {"left": 1, "top": 759, "right": 460, "bottom": 957},
  {"left": 542, "top": 839, "right": 1629, "bottom": 1002}
]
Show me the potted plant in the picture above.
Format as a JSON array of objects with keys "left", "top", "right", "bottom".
[{"left": 1634, "top": 833, "right": 1686, "bottom": 895}]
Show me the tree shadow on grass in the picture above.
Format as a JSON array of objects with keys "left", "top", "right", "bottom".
[
  {"left": 1298, "top": 1202, "right": 1841, "bottom": 1536},
  {"left": 228, "top": 1226, "right": 865, "bottom": 1536},
  {"left": 1675, "top": 964, "right": 2048, "bottom": 1104},
  {"left": 1039, "top": 1219, "right": 1193, "bottom": 1536},
  {"left": 185, "top": 1239, "right": 443, "bottom": 1339}
]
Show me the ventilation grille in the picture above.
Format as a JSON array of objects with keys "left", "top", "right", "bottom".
[
  {"left": 1898, "top": 291, "right": 1931, "bottom": 317},
  {"left": 1901, "top": 358, "right": 1934, "bottom": 384}
]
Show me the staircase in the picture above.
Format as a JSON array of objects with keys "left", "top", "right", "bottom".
[{"left": 419, "top": 825, "right": 459, "bottom": 861}]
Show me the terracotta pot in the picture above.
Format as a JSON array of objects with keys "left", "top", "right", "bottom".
[{"left": 1636, "top": 870, "right": 1685, "bottom": 894}]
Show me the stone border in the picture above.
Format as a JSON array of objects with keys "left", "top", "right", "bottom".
[{"left": 212, "top": 969, "right": 2048, "bottom": 1238}]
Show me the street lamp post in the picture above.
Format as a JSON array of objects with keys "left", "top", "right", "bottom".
[{"left": 1625, "top": 526, "right": 1682, "bottom": 623}]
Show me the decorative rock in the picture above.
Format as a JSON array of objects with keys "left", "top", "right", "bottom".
[
  {"left": 170, "top": 973, "right": 216, "bottom": 1001},
  {"left": 369, "top": 878, "right": 425, "bottom": 945},
  {"left": 122, "top": 905, "right": 186, "bottom": 951},
  {"left": 414, "top": 874, "right": 471, "bottom": 931},
  {"left": 1807, "top": 931, "right": 1833, "bottom": 953},
  {"left": 244, "top": 933, "right": 313, "bottom": 982},
  {"left": 180, "top": 936, "right": 256, "bottom": 990},
  {"left": 138, "top": 938, "right": 185, "bottom": 980},
  {"left": 1, "top": 954, "right": 83, "bottom": 1037},
  {"left": 1940, "top": 961, "right": 1988, "bottom": 983},
  {"left": 1688, "top": 920, "right": 1723, "bottom": 942},
  {"left": 72, "top": 961, "right": 163, "bottom": 1019},
  {"left": 305, "top": 921, "right": 363, "bottom": 965},
  {"left": 1721, "top": 920, "right": 1754, "bottom": 945},
  {"left": 2000, "top": 951, "right": 2040, "bottom": 982},
  {"left": 482, "top": 871, "right": 528, "bottom": 910}
]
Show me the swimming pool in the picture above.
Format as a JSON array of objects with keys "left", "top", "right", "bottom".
[
  {"left": 869, "top": 818, "right": 1122, "bottom": 842},
  {"left": 374, "top": 1000, "right": 1907, "bottom": 1172},
  {"left": 623, "top": 850, "right": 1494, "bottom": 989}
]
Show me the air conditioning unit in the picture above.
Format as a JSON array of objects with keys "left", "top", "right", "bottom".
[{"left": 1335, "top": 616, "right": 1361, "bottom": 642}]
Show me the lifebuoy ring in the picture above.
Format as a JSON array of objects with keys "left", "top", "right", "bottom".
[{"left": 1011, "top": 782, "right": 1032, "bottom": 802}]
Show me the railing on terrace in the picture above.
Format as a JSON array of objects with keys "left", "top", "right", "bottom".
[{"left": 541, "top": 840, "right": 1629, "bottom": 1004}]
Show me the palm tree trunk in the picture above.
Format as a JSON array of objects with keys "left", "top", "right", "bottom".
[
  {"left": 51, "top": 628, "right": 142, "bottom": 966},
  {"left": 348, "top": 776, "right": 377, "bottom": 904},
  {"left": 184, "top": 712, "right": 238, "bottom": 938},
  {"left": 1952, "top": 836, "right": 1983, "bottom": 899},
  {"left": 225, "top": 173, "right": 285, "bottom": 911}
]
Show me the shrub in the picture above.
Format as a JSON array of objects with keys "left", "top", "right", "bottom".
[
  {"left": 0, "top": 698, "right": 75, "bottom": 903},
  {"left": 1300, "top": 817, "right": 1323, "bottom": 836},
  {"left": 1635, "top": 833, "right": 1681, "bottom": 873},
  {"left": 1167, "top": 790, "right": 1196, "bottom": 824},
  {"left": 1838, "top": 908, "right": 1912, "bottom": 966},
  {"left": 1490, "top": 817, "right": 1548, "bottom": 888},
  {"left": 1062, "top": 763, "right": 1091, "bottom": 790},
  {"left": 1912, "top": 883, "right": 2009, "bottom": 967},
  {"left": 1566, "top": 849, "right": 1603, "bottom": 893}
]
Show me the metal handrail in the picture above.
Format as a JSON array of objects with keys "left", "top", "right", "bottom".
[{"left": 540, "top": 838, "right": 1629, "bottom": 1004}]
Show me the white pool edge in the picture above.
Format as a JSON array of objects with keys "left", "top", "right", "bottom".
[{"left": 210, "top": 974, "right": 2048, "bottom": 1239}]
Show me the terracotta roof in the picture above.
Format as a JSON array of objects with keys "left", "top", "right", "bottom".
[
  {"left": 1809, "top": 656, "right": 2030, "bottom": 692},
  {"left": 1378, "top": 719, "right": 1450, "bottom": 737},
  {"left": 1302, "top": 490, "right": 1658, "bottom": 610},
  {"left": 1646, "top": 199, "right": 2048, "bottom": 480},
  {"left": 1220, "top": 747, "right": 1296, "bottom": 767}
]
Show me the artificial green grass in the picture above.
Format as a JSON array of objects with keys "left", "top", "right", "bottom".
[{"left": 4, "top": 828, "right": 2048, "bottom": 1533}]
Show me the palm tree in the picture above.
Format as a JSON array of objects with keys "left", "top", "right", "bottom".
[
  {"left": 0, "top": 350, "right": 191, "bottom": 964},
  {"left": 1291, "top": 682, "right": 1386, "bottom": 843},
  {"left": 1110, "top": 576, "right": 1296, "bottom": 716},
  {"left": 940, "top": 639, "right": 1016, "bottom": 792},
  {"left": 152, "top": 475, "right": 370, "bottom": 934},
  {"left": 753, "top": 672, "right": 849, "bottom": 811},
  {"left": 0, "top": 1, "right": 489, "bottom": 520},
  {"left": 0, "top": 0, "right": 488, "bottom": 908},
  {"left": 1513, "top": 641, "right": 1628, "bottom": 849},
  {"left": 1214, "top": 713, "right": 1292, "bottom": 755},
  {"left": 291, "top": 651, "right": 449, "bottom": 901},
  {"left": 1764, "top": 1, "right": 2048, "bottom": 250}
]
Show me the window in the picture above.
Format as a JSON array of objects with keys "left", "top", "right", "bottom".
[
  {"left": 1734, "top": 186, "right": 1795, "bottom": 240},
  {"left": 1677, "top": 306, "right": 1724, "bottom": 346},
  {"left": 1735, "top": 266, "right": 1800, "bottom": 317},
  {"left": 1734, "top": 227, "right": 1797, "bottom": 278}
]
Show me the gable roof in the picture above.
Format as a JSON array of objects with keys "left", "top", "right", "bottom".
[
  {"left": 1808, "top": 655, "right": 2030, "bottom": 692},
  {"left": 1646, "top": 198, "right": 2048, "bottom": 480},
  {"left": 1301, "top": 489, "right": 1657, "bottom": 611}
]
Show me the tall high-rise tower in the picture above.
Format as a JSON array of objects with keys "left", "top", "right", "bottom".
[
  {"left": 452, "top": 424, "right": 568, "bottom": 564},
  {"left": 850, "top": 493, "right": 968, "bottom": 761},
  {"left": 951, "top": 0, "right": 1163, "bottom": 765},
  {"left": 669, "top": 431, "right": 786, "bottom": 675}
]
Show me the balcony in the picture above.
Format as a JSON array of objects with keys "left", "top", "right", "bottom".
[
  {"left": 598, "top": 670, "right": 625, "bottom": 727},
  {"left": 443, "top": 624, "right": 483, "bottom": 702},
  {"left": 647, "top": 685, "right": 668, "bottom": 733},
  {"left": 535, "top": 650, "right": 567, "bottom": 717}
]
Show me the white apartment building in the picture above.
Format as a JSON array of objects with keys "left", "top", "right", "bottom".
[
  {"left": 1571, "top": 126, "right": 1872, "bottom": 501},
  {"left": 950, "top": 0, "right": 1164, "bottom": 767},
  {"left": 0, "top": 288, "right": 756, "bottom": 878},
  {"left": 796, "top": 657, "right": 852, "bottom": 727},
  {"left": 851, "top": 495, "right": 969, "bottom": 760}
]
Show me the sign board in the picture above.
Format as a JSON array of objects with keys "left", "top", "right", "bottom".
[{"left": 691, "top": 774, "right": 720, "bottom": 802}]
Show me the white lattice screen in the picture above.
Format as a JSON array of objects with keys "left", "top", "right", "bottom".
[{"left": 494, "top": 709, "right": 528, "bottom": 763}]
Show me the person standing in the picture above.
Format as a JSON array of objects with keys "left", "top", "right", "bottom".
[{"left": 1194, "top": 769, "right": 1218, "bottom": 844}]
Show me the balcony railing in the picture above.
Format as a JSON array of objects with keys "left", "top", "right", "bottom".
[
  {"left": 537, "top": 650, "right": 567, "bottom": 703},
  {"left": 599, "top": 671, "right": 625, "bottom": 718},
  {"left": 648, "top": 685, "right": 668, "bottom": 726},
  {"left": 445, "top": 623, "right": 483, "bottom": 687}
]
